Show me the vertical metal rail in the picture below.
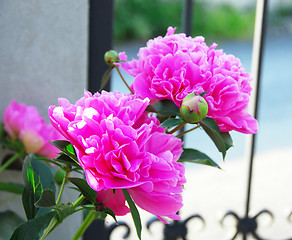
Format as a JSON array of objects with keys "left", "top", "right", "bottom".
[
  {"left": 243, "top": 1, "right": 268, "bottom": 239},
  {"left": 245, "top": 0, "right": 267, "bottom": 218},
  {"left": 84, "top": 0, "right": 113, "bottom": 239},
  {"left": 220, "top": 1, "right": 269, "bottom": 239},
  {"left": 182, "top": 0, "right": 193, "bottom": 36},
  {"left": 87, "top": 0, "right": 113, "bottom": 93}
]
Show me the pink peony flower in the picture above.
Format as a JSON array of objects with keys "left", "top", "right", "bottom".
[
  {"left": 4, "top": 100, "right": 63, "bottom": 158},
  {"left": 119, "top": 27, "right": 257, "bottom": 134},
  {"left": 49, "top": 90, "right": 185, "bottom": 221},
  {"left": 96, "top": 189, "right": 130, "bottom": 216},
  {"left": 4, "top": 100, "right": 43, "bottom": 140}
]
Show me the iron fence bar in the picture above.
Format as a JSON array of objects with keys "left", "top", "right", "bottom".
[
  {"left": 243, "top": 0, "right": 268, "bottom": 239},
  {"left": 87, "top": 0, "right": 113, "bottom": 93},
  {"left": 84, "top": 0, "right": 114, "bottom": 239},
  {"left": 182, "top": 0, "right": 193, "bottom": 36}
]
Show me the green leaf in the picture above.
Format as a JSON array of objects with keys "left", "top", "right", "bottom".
[
  {"left": 0, "top": 122, "right": 5, "bottom": 138},
  {"left": 122, "top": 189, "right": 141, "bottom": 240},
  {"left": 22, "top": 154, "right": 56, "bottom": 220},
  {"left": 0, "top": 182, "right": 24, "bottom": 194},
  {"left": 51, "top": 203, "right": 75, "bottom": 223},
  {"left": 103, "top": 207, "right": 117, "bottom": 223},
  {"left": 10, "top": 211, "right": 58, "bottom": 240},
  {"left": 0, "top": 210, "right": 24, "bottom": 240},
  {"left": 55, "top": 154, "right": 81, "bottom": 169},
  {"left": 35, "top": 190, "right": 56, "bottom": 208},
  {"left": 221, "top": 132, "right": 233, "bottom": 150},
  {"left": 153, "top": 100, "right": 180, "bottom": 116},
  {"left": 35, "top": 190, "right": 75, "bottom": 223},
  {"left": 68, "top": 178, "right": 97, "bottom": 204},
  {"left": 99, "top": 67, "right": 114, "bottom": 91},
  {"left": 49, "top": 140, "right": 79, "bottom": 165},
  {"left": 161, "top": 118, "right": 184, "bottom": 128},
  {"left": 200, "top": 91, "right": 208, "bottom": 97},
  {"left": 200, "top": 118, "right": 228, "bottom": 159},
  {"left": 179, "top": 148, "right": 221, "bottom": 169}
]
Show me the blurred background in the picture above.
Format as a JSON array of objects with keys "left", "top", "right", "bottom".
[{"left": 1, "top": 0, "right": 292, "bottom": 239}]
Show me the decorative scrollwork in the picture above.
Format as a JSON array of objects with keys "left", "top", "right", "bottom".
[
  {"left": 220, "top": 209, "right": 275, "bottom": 240},
  {"left": 147, "top": 214, "right": 205, "bottom": 240},
  {"left": 106, "top": 221, "right": 131, "bottom": 240}
]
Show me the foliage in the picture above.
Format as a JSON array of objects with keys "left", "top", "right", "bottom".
[{"left": 114, "top": 0, "right": 255, "bottom": 43}]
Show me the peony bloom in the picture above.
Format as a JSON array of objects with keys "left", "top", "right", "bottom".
[
  {"left": 4, "top": 100, "right": 63, "bottom": 159},
  {"left": 49, "top": 90, "right": 185, "bottom": 221},
  {"left": 96, "top": 189, "right": 130, "bottom": 216},
  {"left": 119, "top": 27, "right": 258, "bottom": 134}
]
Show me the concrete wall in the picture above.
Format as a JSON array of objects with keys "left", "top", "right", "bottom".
[
  {"left": 0, "top": 0, "right": 88, "bottom": 122},
  {"left": 0, "top": 1, "right": 88, "bottom": 239}
]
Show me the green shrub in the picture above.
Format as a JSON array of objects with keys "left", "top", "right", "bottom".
[{"left": 114, "top": 0, "right": 255, "bottom": 43}]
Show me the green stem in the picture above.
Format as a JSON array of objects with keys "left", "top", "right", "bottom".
[
  {"left": 73, "top": 195, "right": 86, "bottom": 209},
  {"left": 72, "top": 210, "right": 96, "bottom": 240},
  {"left": 56, "top": 172, "right": 67, "bottom": 205},
  {"left": 115, "top": 66, "right": 134, "bottom": 94},
  {"left": 0, "top": 153, "right": 20, "bottom": 174},
  {"left": 175, "top": 124, "right": 201, "bottom": 138},
  {"left": 168, "top": 121, "right": 187, "bottom": 135}
]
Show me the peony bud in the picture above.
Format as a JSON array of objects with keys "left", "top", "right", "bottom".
[
  {"left": 54, "top": 169, "right": 67, "bottom": 185},
  {"left": 104, "top": 50, "right": 119, "bottom": 67},
  {"left": 180, "top": 93, "right": 208, "bottom": 123}
]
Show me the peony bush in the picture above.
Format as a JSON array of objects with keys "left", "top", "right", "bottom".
[{"left": 0, "top": 27, "right": 257, "bottom": 240}]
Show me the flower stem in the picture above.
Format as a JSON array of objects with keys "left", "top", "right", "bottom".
[
  {"left": 56, "top": 171, "right": 67, "bottom": 205},
  {"left": 72, "top": 210, "right": 96, "bottom": 240},
  {"left": 115, "top": 66, "right": 134, "bottom": 94},
  {"left": 168, "top": 121, "right": 187, "bottom": 135},
  {"left": 73, "top": 195, "right": 86, "bottom": 209},
  {"left": 0, "top": 153, "right": 20, "bottom": 174},
  {"left": 175, "top": 125, "right": 201, "bottom": 138}
]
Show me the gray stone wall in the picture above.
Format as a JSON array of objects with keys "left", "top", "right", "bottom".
[
  {"left": 0, "top": 0, "right": 88, "bottom": 122},
  {"left": 0, "top": 1, "right": 88, "bottom": 239}
]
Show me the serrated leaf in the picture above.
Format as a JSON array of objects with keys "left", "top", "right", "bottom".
[
  {"left": 179, "top": 148, "right": 221, "bottom": 169},
  {"left": 0, "top": 210, "right": 24, "bottom": 240},
  {"left": 123, "top": 189, "right": 141, "bottom": 240},
  {"left": 153, "top": 100, "right": 180, "bottom": 116},
  {"left": 0, "top": 182, "right": 24, "bottom": 194},
  {"left": 35, "top": 190, "right": 56, "bottom": 208},
  {"left": 49, "top": 140, "right": 79, "bottom": 164},
  {"left": 161, "top": 118, "right": 184, "bottom": 128},
  {"left": 22, "top": 154, "right": 56, "bottom": 220},
  {"left": 200, "top": 118, "right": 227, "bottom": 159},
  {"left": 68, "top": 178, "right": 97, "bottom": 204},
  {"left": 10, "top": 211, "right": 58, "bottom": 240},
  {"left": 99, "top": 67, "right": 114, "bottom": 91}
]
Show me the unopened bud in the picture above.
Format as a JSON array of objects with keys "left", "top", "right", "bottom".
[
  {"left": 180, "top": 93, "right": 208, "bottom": 123},
  {"left": 104, "top": 50, "right": 119, "bottom": 67},
  {"left": 54, "top": 169, "right": 67, "bottom": 185}
]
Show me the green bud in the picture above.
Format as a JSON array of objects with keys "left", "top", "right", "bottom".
[
  {"left": 104, "top": 50, "right": 119, "bottom": 67},
  {"left": 54, "top": 169, "right": 67, "bottom": 185},
  {"left": 180, "top": 93, "right": 208, "bottom": 123}
]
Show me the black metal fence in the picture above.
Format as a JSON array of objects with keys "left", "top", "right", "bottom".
[{"left": 85, "top": 0, "right": 292, "bottom": 239}]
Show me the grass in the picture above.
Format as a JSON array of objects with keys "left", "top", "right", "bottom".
[{"left": 114, "top": 0, "right": 256, "bottom": 43}]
